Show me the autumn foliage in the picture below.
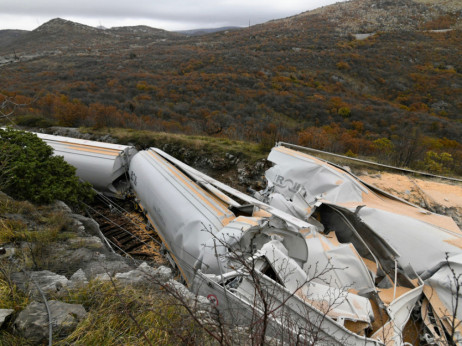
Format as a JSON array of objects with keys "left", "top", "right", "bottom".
[{"left": 0, "top": 9, "right": 461, "bottom": 175}]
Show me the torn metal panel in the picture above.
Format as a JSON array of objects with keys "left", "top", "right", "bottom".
[
  {"left": 136, "top": 148, "right": 386, "bottom": 344},
  {"left": 259, "top": 144, "right": 462, "bottom": 343},
  {"left": 266, "top": 145, "right": 461, "bottom": 233},
  {"left": 261, "top": 145, "right": 462, "bottom": 276},
  {"left": 356, "top": 206, "right": 462, "bottom": 275},
  {"left": 371, "top": 285, "right": 423, "bottom": 345},
  {"left": 423, "top": 253, "right": 462, "bottom": 344},
  {"left": 316, "top": 204, "right": 399, "bottom": 278},
  {"left": 35, "top": 132, "right": 137, "bottom": 195},
  {"left": 303, "top": 231, "right": 376, "bottom": 293},
  {"left": 266, "top": 146, "right": 369, "bottom": 204}
]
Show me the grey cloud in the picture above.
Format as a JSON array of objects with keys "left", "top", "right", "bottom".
[{"left": 0, "top": 0, "right": 343, "bottom": 30}]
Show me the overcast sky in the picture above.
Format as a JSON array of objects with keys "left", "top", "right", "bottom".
[{"left": 0, "top": 0, "right": 346, "bottom": 31}]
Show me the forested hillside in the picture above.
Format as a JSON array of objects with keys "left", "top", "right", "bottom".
[{"left": 0, "top": 0, "right": 461, "bottom": 173}]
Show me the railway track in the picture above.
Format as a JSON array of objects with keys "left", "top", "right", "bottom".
[{"left": 86, "top": 196, "right": 167, "bottom": 264}]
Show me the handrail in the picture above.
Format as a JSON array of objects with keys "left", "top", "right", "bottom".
[{"left": 277, "top": 142, "right": 462, "bottom": 183}]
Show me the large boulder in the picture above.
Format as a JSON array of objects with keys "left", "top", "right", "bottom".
[{"left": 14, "top": 300, "right": 86, "bottom": 342}]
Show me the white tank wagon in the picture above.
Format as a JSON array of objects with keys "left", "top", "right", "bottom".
[
  {"left": 28, "top": 133, "right": 382, "bottom": 342},
  {"left": 128, "top": 148, "right": 236, "bottom": 282},
  {"left": 34, "top": 133, "right": 137, "bottom": 196}
]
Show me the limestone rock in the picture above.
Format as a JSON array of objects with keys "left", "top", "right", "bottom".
[
  {"left": 12, "top": 270, "right": 69, "bottom": 296},
  {"left": 0, "top": 309, "right": 14, "bottom": 328},
  {"left": 67, "top": 236, "right": 104, "bottom": 249},
  {"left": 68, "top": 269, "right": 89, "bottom": 289},
  {"left": 52, "top": 200, "right": 72, "bottom": 213},
  {"left": 165, "top": 280, "right": 213, "bottom": 312},
  {"left": 70, "top": 213, "right": 103, "bottom": 237},
  {"left": 14, "top": 300, "right": 86, "bottom": 342},
  {"left": 115, "top": 262, "right": 172, "bottom": 286},
  {"left": 67, "top": 247, "right": 97, "bottom": 263},
  {"left": 83, "top": 257, "right": 133, "bottom": 279},
  {"left": 94, "top": 273, "right": 111, "bottom": 282}
]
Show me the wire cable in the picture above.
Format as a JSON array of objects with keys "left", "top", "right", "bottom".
[{"left": 277, "top": 141, "right": 462, "bottom": 183}]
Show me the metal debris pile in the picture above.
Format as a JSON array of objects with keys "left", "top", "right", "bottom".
[{"left": 34, "top": 131, "right": 462, "bottom": 345}]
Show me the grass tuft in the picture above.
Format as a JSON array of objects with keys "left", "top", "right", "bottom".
[{"left": 57, "top": 280, "right": 215, "bottom": 345}]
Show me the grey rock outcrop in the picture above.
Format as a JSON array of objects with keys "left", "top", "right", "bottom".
[
  {"left": 165, "top": 279, "right": 213, "bottom": 313},
  {"left": 11, "top": 270, "right": 69, "bottom": 297},
  {"left": 0, "top": 309, "right": 14, "bottom": 328},
  {"left": 82, "top": 256, "right": 133, "bottom": 279},
  {"left": 14, "top": 300, "right": 86, "bottom": 342},
  {"left": 66, "top": 236, "right": 104, "bottom": 249},
  {"left": 68, "top": 269, "right": 89, "bottom": 289},
  {"left": 52, "top": 200, "right": 72, "bottom": 213},
  {"left": 94, "top": 272, "right": 112, "bottom": 282},
  {"left": 115, "top": 262, "right": 172, "bottom": 286},
  {"left": 70, "top": 213, "right": 104, "bottom": 238}
]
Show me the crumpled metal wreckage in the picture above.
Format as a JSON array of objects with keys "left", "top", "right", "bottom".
[
  {"left": 34, "top": 132, "right": 462, "bottom": 345},
  {"left": 255, "top": 145, "right": 462, "bottom": 345}
]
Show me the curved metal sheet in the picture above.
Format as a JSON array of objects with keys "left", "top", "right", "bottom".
[
  {"left": 35, "top": 133, "right": 137, "bottom": 194},
  {"left": 129, "top": 149, "right": 235, "bottom": 283}
]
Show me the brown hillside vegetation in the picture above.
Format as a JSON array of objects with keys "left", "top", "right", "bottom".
[{"left": 0, "top": 0, "right": 461, "bottom": 174}]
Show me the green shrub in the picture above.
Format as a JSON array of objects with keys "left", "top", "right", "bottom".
[
  {"left": 15, "top": 115, "right": 56, "bottom": 128},
  {"left": 0, "top": 128, "right": 94, "bottom": 206},
  {"left": 418, "top": 150, "right": 453, "bottom": 174},
  {"left": 338, "top": 106, "right": 351, "bottom": 118}
]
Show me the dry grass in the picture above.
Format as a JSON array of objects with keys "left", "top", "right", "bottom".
[
  {"left": 0, "top": 192, "right": 215, "bottom": 344},
  {"left": 84, "top": 127, "right": 267, "bottom": 163},
  {"left": 0, "top": 261, "right": 30, "bottom": 311},
  {"left": 0, "top": 193, "right": 35, "bottom": 215},
  {"left": 57, "top": 280, "right": 215, "bottom": 345},
  {"left": 0, "top": 193, "right": 72, "bottom": 245},
  {"left": 0, "top": 260, "right": 31, "bottom": 345}
]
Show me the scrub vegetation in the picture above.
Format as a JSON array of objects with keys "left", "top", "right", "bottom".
[
  {"left": 88, "top": 127, "right": 268, "bottom": 162},
  {"left": 57, "top": 281, "right": 214, "bottom": 345},
  {"left": 0, "top": 128, "right": 94, "bottom": 206},
  {"left": 1, "top": 0, "right": 461, "bottom": 175}
]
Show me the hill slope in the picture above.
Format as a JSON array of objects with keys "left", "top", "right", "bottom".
[{"left": 0, "top": 0, "right": 461, "bottom": 173}]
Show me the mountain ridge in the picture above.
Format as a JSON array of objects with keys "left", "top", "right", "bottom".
[{"left": 0, "top": 0, "right": 461, "bottom": 174}]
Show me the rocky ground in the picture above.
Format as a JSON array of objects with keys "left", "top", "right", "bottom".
[{"left": 0, "top": 192, "right": 219, "bottom": 344}]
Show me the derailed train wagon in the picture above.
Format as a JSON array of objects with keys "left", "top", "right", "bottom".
[
  {"left": 130, "top": 148, "right": 388, "bottom": 345},
  {"left": 34, "top": 133, "right": 137, "bottom": 196},
  {"left": 255, "top": 144, "right": 462, "bottom": 344},
  {"left": 30, "top": 131, "right": 462, "bottom": 345}
]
